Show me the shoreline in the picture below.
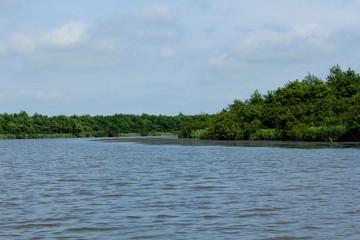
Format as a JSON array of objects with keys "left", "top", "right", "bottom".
[
  {"left": 96, "top": 136, "right": 360, "bottom": 149},
  {"left": 2, "top": 135, "right": 360, "bottom": 148}
]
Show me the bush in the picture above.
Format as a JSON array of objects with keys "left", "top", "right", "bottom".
[
  {"left": 284, "top": 122, "right": 308, "bottom": 140},
  {"left": 342, "top": 125, "right": 360, "bottom": 141},
  {"left": 249, "top": 129, "right": 280, "bottom": 140}
]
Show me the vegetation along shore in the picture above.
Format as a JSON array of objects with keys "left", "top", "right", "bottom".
[
  {"left": 1, "top": 65, "right": 359, "bottom": 141},
  {"left": 179, "top": 65, "right": 360, "bottom": 141},
  {"left": 0, "top": 113, "right": 193, "bottom": 139}
]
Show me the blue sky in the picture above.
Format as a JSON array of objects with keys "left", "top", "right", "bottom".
[{"left": 1, "top": 0, "right": 360, "bottom": 116}]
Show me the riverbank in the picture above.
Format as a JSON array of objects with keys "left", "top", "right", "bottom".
[
  {"left": 96, "top": 136, "right": 360, "bottom": 149},
  {"left": 0, "top": 132, "right": 176, "bottom": 140}
]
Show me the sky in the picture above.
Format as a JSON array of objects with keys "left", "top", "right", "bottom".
[{"left": 1, "top": 0, "right": 360, "bottom": 116}]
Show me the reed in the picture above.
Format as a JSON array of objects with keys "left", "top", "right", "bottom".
[
  {"left": 190, "top": 129, "right": 206, "bottom": 138},
  {"left": 305, "top": 125, "right": 347, "bottom": 141}
]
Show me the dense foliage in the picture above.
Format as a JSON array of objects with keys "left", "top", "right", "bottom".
[
  {"left": 0, "top": 112, "right": 193, "bottom": 139},
  {"left": 179, "top": 65, "right": 360, "bottom": 141}
]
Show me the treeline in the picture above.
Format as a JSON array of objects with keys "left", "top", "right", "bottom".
[
  {"left": 0, "top": 112, "right": 194, "bottom": 139},
  {"left": 179, "top": 65, "right": 360, "bottom": 141},
  {"left": 2, "top": 65, "right": 359, "bottom": 141}
]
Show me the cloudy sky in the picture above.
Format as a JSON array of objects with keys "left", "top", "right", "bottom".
[{"left": 1, "top": 0, "right": 360, "bottom": 116}]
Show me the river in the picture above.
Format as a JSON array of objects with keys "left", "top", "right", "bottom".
[{"left": 0, "top": 137, "right": 359, "bottom": 239}]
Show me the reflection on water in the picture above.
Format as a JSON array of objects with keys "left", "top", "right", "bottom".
[{"left": 0, "top": 137, "right": 360, "bottom": 239}]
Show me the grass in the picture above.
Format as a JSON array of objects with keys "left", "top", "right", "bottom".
[
  {"left": 0, "top": 131, "right": 177, "bottom": 140},
  {"left": 0, "top": 133, "right": 75, "bottom": 139},
  {"left": 190, "top": 129, "right": 206, "bottom": 138},
  {"left": 0, "top": 134, "right": 17, "bottom": 139}
]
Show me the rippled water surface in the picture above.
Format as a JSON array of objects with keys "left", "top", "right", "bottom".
[{"left": 1, "top": 138, "right": 360, "bottom": 239}]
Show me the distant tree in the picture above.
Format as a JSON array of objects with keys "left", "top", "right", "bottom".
[
  {"left": 247, "top": 89, "right": 264, "bottom": 105},
  {"left": 327, "top": 65, "right": 360, "bottom": 97}
]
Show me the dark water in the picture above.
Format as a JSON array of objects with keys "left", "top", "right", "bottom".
[{"left": 0, "top": 138, "right": 359, "bottom": 239}]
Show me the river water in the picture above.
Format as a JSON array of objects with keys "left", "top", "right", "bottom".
[{"left": 0, "top": 137, "right": 359, "bottom": 239}]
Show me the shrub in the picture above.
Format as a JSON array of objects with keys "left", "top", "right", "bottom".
[{"left": 249, "top": 129, "right": 280, "bottom": 140}]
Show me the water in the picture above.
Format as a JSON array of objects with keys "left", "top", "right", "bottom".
[{"left": 0, "top": 138, "right": 359, "bottom": 239}]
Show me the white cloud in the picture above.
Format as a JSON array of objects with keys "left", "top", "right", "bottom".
[
  {"left": 241, "top": 24, "right": 332, "bottom": 52},
  {"left": 10, "top": 21, "right": 89, "bottom": 55},
  {"left": 41, "top": 21, "right": 88, "bottom": 48},
  {"left": 10, "top": 21, "right": 89, "bottom": 53},
  {"left": 226, "top": 23, "right": 336, "bottom": 65},
  {"left": 10, "top": 32, "right": 36, "bottom": 54},
  {"left": 7, "top": 21, "right": 118, "bottom": 69},
  {"left": 2, "top": 1, "right": 360, "bottom": 115}
]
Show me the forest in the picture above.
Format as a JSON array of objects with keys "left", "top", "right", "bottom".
[
  {"left": 179, "top": 65, "right": 360, "bottom": 141},
  {"left": 1, "top": 65, "right": 359, "bottom": 141},
  {"left": 0, "top": 112, "right": 194, "bottom": 139}
]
